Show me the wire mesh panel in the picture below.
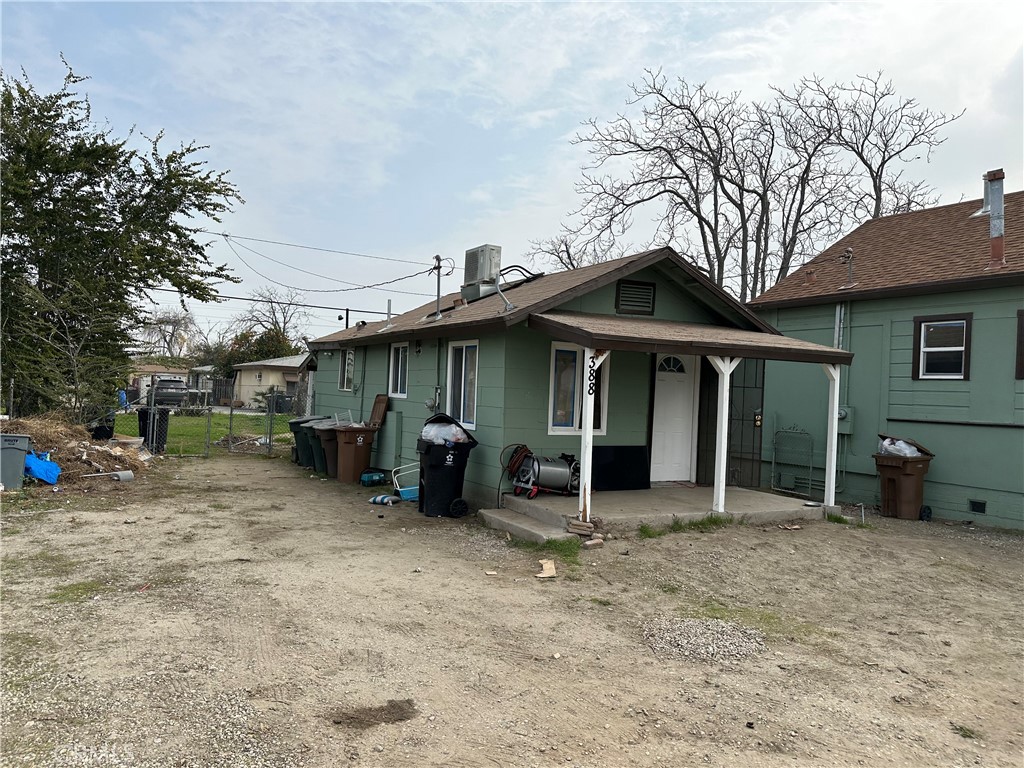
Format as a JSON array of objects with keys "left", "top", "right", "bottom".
[
  {"left": 225, "top": 384, "right": 294, "bottom": 457},
  {"left": 161, "top": 405, "right": 213, "bottom": 458},
  {"left": 291, "top": 387, "right": 310, "bottom": 418},
  {"left": 771, "top": 428, "right": 815, "bottom": 498}
]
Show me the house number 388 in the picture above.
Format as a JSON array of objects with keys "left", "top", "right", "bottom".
[{"left": 587, "top": 356, "right": 597, "bottom": 395}]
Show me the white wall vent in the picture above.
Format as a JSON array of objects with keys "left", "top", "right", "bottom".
[{"left": 461, "top": 244, "right": 502, "bottom": 302}]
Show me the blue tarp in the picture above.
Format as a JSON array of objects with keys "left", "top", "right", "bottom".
[{"left": 24, "top": 451, "right": 61, "bottom": 485}]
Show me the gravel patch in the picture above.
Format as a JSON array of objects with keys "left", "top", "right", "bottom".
[{"left": 641, "top": 617, "right": 768, "bottom": 663}]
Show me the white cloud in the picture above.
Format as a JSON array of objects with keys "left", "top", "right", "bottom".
[{"left": 3, "top": 0, "right": 1021, "bottom": 321}]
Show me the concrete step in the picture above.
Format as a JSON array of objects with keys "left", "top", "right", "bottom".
[
  {"left": 478, "top": 508, "right": 578, "bottom": 544},
  {"left": 500, "top": 492, "right": 573, "bottom": 527}
]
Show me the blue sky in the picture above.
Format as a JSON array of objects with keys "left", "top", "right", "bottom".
[{"left": 3, "top": 1, "right": 1021, "bottom": 341}]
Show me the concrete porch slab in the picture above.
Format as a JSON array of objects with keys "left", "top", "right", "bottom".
[{"left": 501, "top": 484, "right": 827, "bottom": 530}]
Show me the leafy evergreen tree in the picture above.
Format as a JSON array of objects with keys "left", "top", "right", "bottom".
[{"left": 1, "top": 61, "right": 242, "bottom": 417}]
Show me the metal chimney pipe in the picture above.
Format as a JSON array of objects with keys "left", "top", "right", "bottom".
[{"left": 985, "top": 169, "right": 1005, "bottom": 267}]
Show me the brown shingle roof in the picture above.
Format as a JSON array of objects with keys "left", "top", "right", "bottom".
[
  {"left": 530, "top": 311, "right": 853, "bottom": 364},
  {"left": 308, "top": 247, "right": 774, "bottom": 349},
  {"left": 749, "top": 192, "right": 1024, "bottom": 309}
]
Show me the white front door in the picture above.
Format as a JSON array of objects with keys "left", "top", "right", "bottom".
[{"left": 650, "top": 354, "right": 697, "bottom": 482}]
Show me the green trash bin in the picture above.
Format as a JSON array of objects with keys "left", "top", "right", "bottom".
[
  {"left": 1, "top": 434, "right": 32, "bottom": 491},
  {"left": 300, "top": 419, "right": 332, "bottom": 473},
  {"left": 288, "top": 416, "right": 325, "bottom": 467},
  {"left": 313, "top": 420, "right": 345, "bottom": 479}
]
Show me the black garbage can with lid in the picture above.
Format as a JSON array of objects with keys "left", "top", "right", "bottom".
[
  {"left": 873, "top": 433, "right": 934, "bottom": 520},
  {"left": 416, "top": 413, "right": 478, "bottom": 517}
]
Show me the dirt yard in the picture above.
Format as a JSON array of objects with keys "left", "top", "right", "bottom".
[{"left": 2, "top": 453, "right": 1022, "bottom": 768}]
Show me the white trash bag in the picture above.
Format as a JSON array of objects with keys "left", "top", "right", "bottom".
[{"left": 878, "top": 437, "right": 921, "bottom": 458}]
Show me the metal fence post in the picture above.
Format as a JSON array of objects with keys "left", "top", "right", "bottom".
[{"left": 265, "top": 385, "right": 275, "bottom": 456}]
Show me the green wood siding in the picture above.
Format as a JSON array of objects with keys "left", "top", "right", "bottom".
[
  {"left": 499, "top": 325, "right": 651, "bottom": 460},
  {"left": 758, "top": 285, "right": 1024, "bottom": 529},
  {"left": 556, "top": 265, "right": 719, "bottom": 324}
]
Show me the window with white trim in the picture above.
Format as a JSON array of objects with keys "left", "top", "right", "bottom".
[
  {"left": 389, "top": 343, "right": 408, "bottom": 398},
  {"left": 447, "top": 341, "right": 478, "bottom": 428},
  {"left": 913, "top": 314, "right": 972, "bottom": 380},
  {"left": 338, "top": 348, "right": 355, "bottom": 391},
  {"left": 548, "top": 343, "right": 607, "bottom": 434},
  {"left": 254, "top": 372, "right": 263, "bottom": 383}
]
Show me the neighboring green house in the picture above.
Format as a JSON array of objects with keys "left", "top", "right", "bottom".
[
  {"left": 306, "top": 246, "right": 850, "bottom": 519},
  {"left": 749, "top": 169, "right": 1024, "bottom": 529}
]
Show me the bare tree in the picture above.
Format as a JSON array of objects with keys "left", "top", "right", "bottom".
[
  {"left": 773, "top": 72, "right": 961, "bottom": 219},
  {"left": 543, "top": 70, "right": 962, "bottom": 299},
  {"left": 525, "top": 234, "right": 630, "bottom": 271},
  {"left": 233, "top": 287, "right": 310, "bottom": 344},
  {"left": 136, "top": 309, "right": 199, "bottom": 357}
]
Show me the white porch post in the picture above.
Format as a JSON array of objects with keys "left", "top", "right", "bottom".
[
  {"left": 822, "top": 363, "right": 841, "bottom": 507},
  {"left": 578, "top": 348, "right": 609, "bottom": 522},
  {"left": 708, "top": 356, "right": 741, "bottom": 514}
]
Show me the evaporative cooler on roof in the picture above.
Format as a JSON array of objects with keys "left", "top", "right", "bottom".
[{"left": 461, "top": 244, "right": 502, "bottom": 302}]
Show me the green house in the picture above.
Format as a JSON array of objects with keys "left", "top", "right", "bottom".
[
  {"left": 750, "top": 170, "right": 1024, "bottom": 529},
  {"left": 307, "top": 246, "right": 851, "bottom": 520}
]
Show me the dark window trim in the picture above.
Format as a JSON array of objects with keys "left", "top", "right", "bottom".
[
  {"left": 1016, "top": 310, "right": 1024, "bottom": 380},
  {"left": 912, "top": 312, "right": 972, "bottom": 381},
  {"left": 615, "top": 279, "right": 656, "bottom": 315}
]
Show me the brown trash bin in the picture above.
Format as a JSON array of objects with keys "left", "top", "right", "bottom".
[
  {"left": 336, "top": 427, "right": 377, "bottom": 482},
  {"left": 314, "top": 422, "right": 341, "bottom": 478},
  {"left": 873, "top": 434, "right": 934, "bottom": 520},
  {"left": 333, "top": 394, "right": 390, "bottom": 483}
]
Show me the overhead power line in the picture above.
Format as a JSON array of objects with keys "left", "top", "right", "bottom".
[
  {"left": 202, "top": 230, "right": 463, "bottom": 270},
  {"left": 227, "top": 236, "right": 434, "bottom": 294},
  {"left": 223, "top": 236, "right": 436, "bottom": 297},
  {"left": 149, "top": 287, "right": 389, "bottom": 315}
]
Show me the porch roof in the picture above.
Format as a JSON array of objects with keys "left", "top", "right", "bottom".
[{"left": 528, "top": 310, "right": 853, "bottom": 365}]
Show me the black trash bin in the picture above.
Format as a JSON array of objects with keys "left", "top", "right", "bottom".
[
  {"left": 416, "top": 413, "right": 478, "bottom": 517},
  {"left": 138, "top": 407, "right": 170, "bottom": 453},
  {"left": 268, "top": 393, "right": 294, "bottom": 414},
  {"left": 288, "top": 416, "right": 326, "bottom": 466}
]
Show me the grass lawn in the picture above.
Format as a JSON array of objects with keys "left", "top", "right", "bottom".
[{"left": 114, "top": 410, "right": 295, "bottom": 456}]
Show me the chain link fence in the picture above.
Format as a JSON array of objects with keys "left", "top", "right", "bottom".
[
  {"left": 135, "top": 404, "right": 213, "bottom": 457},
  {"left": 224, "top": 383, "right": 297, "bottom": 457}
]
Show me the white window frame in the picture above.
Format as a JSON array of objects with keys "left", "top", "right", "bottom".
[
  {"left": 446, "top": 340, "right": 478, "bottom": 429},
  {"left": 547, "top": 343, "right": 608, "bottom": 436},
  {"left": 389, "top": 343, "right": 408, "bottom": 398},
  {"left": 254, "top": 371, "right": 263, "bottom": 383},
  {"left": 919, "top": 319, "right": 967, "bottom": 380},
  {"left": 338, "top": 348, "right": 355, "bottom": 391}
]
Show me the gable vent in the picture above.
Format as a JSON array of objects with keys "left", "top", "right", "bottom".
[{"left": 616, "top": 280, "right": 656, "bottom": 315}]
